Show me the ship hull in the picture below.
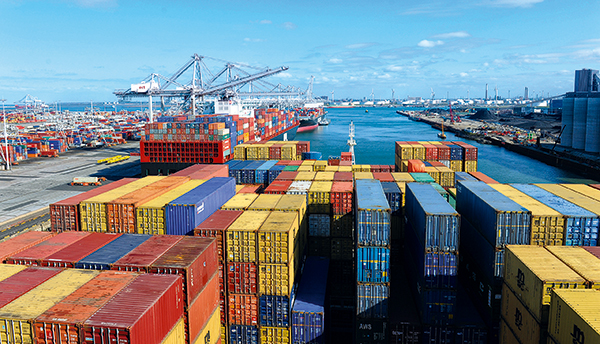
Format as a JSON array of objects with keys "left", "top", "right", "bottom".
[{"left": 297, "top": 119, "right": 319, "bottom": 133}]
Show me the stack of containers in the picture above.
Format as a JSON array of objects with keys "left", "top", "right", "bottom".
[
  {"left": 6, "top": 232, "right": 91, "bottom": 266},
  {"left": 394, "top": 141, "right": 477, "bottom": 175},
  {"left": 511, "top": 184, "right": 599, "bottom": 246},
  {"left": 354, "top": 179, "right": 391, "bottom": 343},
  {"left": 547, "top": 288, "right": 600, "bottom": 344},
  {"left": 0, "top": 231, "right": 56, "bottom": 263},
  {"left": 535, "top": 183, "right": 600, "bottom": 221},
  {"left": 456, "top": 181, "right": 531, "bottom": 334},
  {"left": 307, "top": 181, "right": 333, "bottom": 258},
  {"left": 455, "top": 141, "right": 478, "bottom": 172},
  {"left": 404, "top": 183, "right": 460, "bottom": 328}
]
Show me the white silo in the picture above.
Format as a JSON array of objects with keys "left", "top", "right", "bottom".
[
  {"left": 561, "top": 96, "right": 574, "bottom": 147},
  {"left": 586, "top": 95, "right": 600, "bottom": 153},
  {"left": 572, "top": 96, "right": 588, "bottom": 150}
]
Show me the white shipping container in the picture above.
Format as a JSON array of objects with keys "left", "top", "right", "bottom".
[{"left": 286, "top": 181, "right": 312, "bottom": 196}]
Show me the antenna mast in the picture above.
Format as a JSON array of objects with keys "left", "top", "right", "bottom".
[{"left": 347, "top": 121, "right": 356, "bottom": 165}]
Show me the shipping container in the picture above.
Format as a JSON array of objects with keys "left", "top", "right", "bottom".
[
  {"left": 195, "top": 210, "right": 243, "bottom": 261},
  {"left": 187, "top": 272, "right": 220, "bottom": 344},
  {"left": 50, "top": 178, "right": 136, "bottom": 231},
  {"left": 33, "top": 271, "right": 138, "bottom": 344},
  {"left": 229, "top": 325, "right": 258, "bottom": 344},
  {"left": 136, "top": 180, "right": 206, "bottom": 235},
  {"left": 391, "top": 172, "right": 414, "bottom": 183},
  {"left": 0, "top": 267, "right": 62, "bottom": 309},
  {"left": 192, "top": 307, "right": 221, "bottom": 344},
  {"left": 258, "top": 261, "right": 295, "bottom": 296},
  {"left": 308, "top": 237, "right": 331, "bottom": 258},
  {"left": 39, "top": 232, "right": 121, "bottom": 268},
  {"left": 314, "top": 172, "right": 335, "bottom": 181},
  {"left": 469, "top": 172, "right": 499, "bottom": 184},
  {"left": 388, "top": 266, "right": 421, "bottom": 344},
  {"left": 545, "top": 246, "right": 600, "bottom": 288},
  {"left": 264, "top": 180, "right": 293, "bottom": 194},
  {"left": 354, "top": 172, "right": 374, "bottom": 180},
  {"left": 268, "top": 165, "right": 285, "bottom": 184},
  {"left": 0, "top": 269, "right": 99, "bottom": 344},
  {"left": 331, "top": 214, "right": 353, "bottom": 238},
  {"left": 292, "top": 257, "right": 328, "bottom": 344},
  {"left": 221, "top": 193, "right": 259, "bottom": 211},
  {"left": 548, "top": 289, "right": 600, "bottom": 344},
  {"left": 380, "top": 182, "right": 402, "bottom": 215},
  {"left": 0, "top": 265, "right": 27, "bottom": 282},
  {"left": 330, "top": 181, "right": 353, "bottom": 215},
  {"left": 456, "top": 181, "right": 531, "bottom": 247},
  {"left": 309, "top": 214, "right": 330, "bottom": 237},
  {"left": 286, "top": 180, "right": 311, "bottom": 196},
  {"left": 82, "top": 274, "right": 184, "bottom": 344},
  {"left": 259, "top": 294, "right": 292, "bottom": 327},
  {"left": 356, "top": 283, "right": 389, "bottom": 319},
  {"left": 228, "top": 293, "right": 258, "bottom": 326},
  {"left": 511, "top": 183, "right": 599, "bottom": 246},
  {"left": 0, "top": 231, "right": 56, "bottom": 263},
  {"left": 500, "top": 283, "right": 544, "bottom": 344},
  {"left": 227, "top": 262, "right": 257, "bottom": 294},
  {"left": 357, "top": 247, "right": 389, "bottom": 283},
  {"left": 409, "top": 173, "right": 435, "bottom": 183},
  {"left": 166, "top": 177, "right": 236, "bottom": 235},
  {"left": 331, "top": 238, "right": 353, "bottom": 261},
  {"left": 162, "top": 317, "right": 186, "bottom": 344},
  {"left": 308, "top": 181, "right": 333, "bottom": 214},
  {"left": 80, "top": 176, "right": 165, "bottom": 232},
  {"left": 75, "top": 233, "right": 151, "bottom": 270},
  {"left": 504, "top": 245, "right": 586, "bottom": 324},
  {"left": 355, "top": 179, "right": 391, "bottom": 247},
  {"left": 226, "top": 211, "right": 270, "bottom": 262},
  {"left": 536, "top": 183, "right": 600, "bottom": 216},
  {"left": 584, "top": 246, "right": 600, "bottom": 260},
  {"left": 260, "top": 327, "right": 290, "bottom": 344},
  {"left": 561, "top": 183, "right": 600, "bottom": 202},
  {"left": 334, "top": 171, "right": 354, "bottom": 182},
  {"left": 255, "top": 161, "right": 279, "bottom": 185},
  {"left": 274, "top": 194, "right": 308, "bottom": 230},
  {"left": 150, "top": 236, "right": 218, "bottom": 304},
  {"left": 112, "top": 235, "right": 184, "bottom": 272},
  {"left": 258, "top": 211, "right": 299, "bottom": 264},
  {"left": 499, "top": 318, "right": 522, "bottom": 344},
  {"left": 6, "top": 231, "right": 91, "bottom": 266},
  {"left": 248, "top": 194, "right": 283, "bottom": 211}
]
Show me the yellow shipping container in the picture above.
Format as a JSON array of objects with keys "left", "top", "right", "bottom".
[
  {"left": 226, "top": 211, "right": 270, "bottom": 262},
  {"left": 296, "top": 166, "right": 313, "bottom": 172},
  {"left": 338, "top": 166, "right": 352, "bottom": 173},
  {"left": 235, "top": 185, "right": 244, "bottom": 193},
  {"left": 499, "top": 318, "right": 524, "bottom": 344},
  {"left": 391, "top": 172, "right": 414, "bottom": 182},
  {"left": 411, "top": 144, "right": 426, "bottom": 160},
  {"left": 274, "top": 194, "right": 307, "bottom": 228},
  {"left": 248, "top": 194, "right": 283, "bottom": 211},
  {"left": 221, "top": 325, "right": 227, "bottom": 344},
  {"left": 258, "top": 211, "right": 299, "bottom": 264},
  {"left": 536, "top": 184, "right": 600, "bottom": 216},
  {"left": 313, "top": 161, "right": 327, "bottom": 172},
  {"left": 354, "top": 172, "right": 373, "bottom": 180},
  {"left": 548, "top": 289, "right": 600, "bottom": 344},
  {"left": 501, "top": 283, "right": 543, "bottom": 344},
  {"left": 0, "top": 265, "right": 27, "bottom": 282},
  {"left": 260, "top": 326, "right": 290, "bottom": 344},
  {"left": 397, "top": 144, "right": 413, "bottom": 160},
  {"left": 258, "top": 260, "right": 295, "bottom": 296},
  {"left": 281, "top": 144, "right": 297, "bottom": 160},
  {"left": 301, "top": 160, "right": 315, "bottom": 166},
  {"left": 424, "top": 166, "right": 440, "bottom": 184},
  {"left": 314, "top": 172, "right": 335, "bottom": 181},
  {"left": 308, "top": 181, "right": 332, "bottom": 214},
  {"left": 295, "top": 172, "right": 316, "bottom": 181},
  {"left": 546, "top": 246, "right": 600, "bottom": 288},
  {"left": 80, "top": 176, "right": 164, "bottom": 232},
  {"left": 0, "top": 269, "right": 99, "bottom": 344},
  {"left": 436, "top": 166, "right": 455, "bottom": 188},
  {"left": 396, "top": 182, "right": 406, "bottom": 207},
  {"left": 401, "top": 160, "right": 409, "bottom": 172},
  {"left": 504, "top": 245, "right": 586, "bottom": 323},
  {"left": 449, "top": 160, "right": 463, "bottom": 172},
  {"left": 324, "top": 166, "right": 339, "bottom": 172},
  {"left": 360, "top": 165, "right": 371, "bottom": 172},
  {"left": 221, "top": 193, "right": 259, "bottom": 211},
  {"left": 234, "top": 144, "right": 248, "bottom": 160},
  {"left": 463, "top": 160, "right": 477, "bottom": 173},
  {"left": 245, "top": 145, "right": 258, "bottom": 160},
  {"left": 136, "top": 180, "right": 206, "bottom": 235},
  {"left": 352, "top": 165, "right": 361, "bottom": 172},
  {"left": 256, "top": 144, "right": 270, "bottom": 160},
  {"left": 192, "top": 308, "right": 220, "bottom": 344},
  {"left": 162, "top": 317, "right": 186, "bottom": 344},
  {"left": 491, "top": 184, "right": 565, "bottom": 246},
  {"left": 561, "top": 183, "right": 600, "bottom": 202}
]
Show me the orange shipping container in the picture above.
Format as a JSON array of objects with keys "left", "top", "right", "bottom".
[
  {"left": 188, "top": 272, "right": 220, "bottom": 344},
  {"left": 0, "top": 232, "right": 56, "bottom": 263}
]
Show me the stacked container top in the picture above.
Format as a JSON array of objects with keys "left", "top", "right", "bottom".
[
  {"left": 112, "top": 235, "right": 184, "bottom": 272},
  {"left": 0, "top": 267, "right": 63, "bottom": 308},
  {"left": 0, "top": 231, "right": 56, "bottom": 263},
  {"left": 41, "top": 232, "right": 122, "bottom": 268},
  {"left": 6, "top": 231, "right": 91, "bottom": 265},
  {"left": 75, "top": 234, "right": 151, "bottom": 270}
]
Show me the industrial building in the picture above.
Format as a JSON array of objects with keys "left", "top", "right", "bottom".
[{"left": 561, "top": 69, "right": 600, "bottom": 153}]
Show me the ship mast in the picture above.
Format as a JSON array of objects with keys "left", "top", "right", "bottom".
[{"left": 347, "top": 121, "right": 356, "bottom": 165}]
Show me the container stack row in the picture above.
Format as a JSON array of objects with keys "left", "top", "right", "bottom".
[
  {"left": 0, "top": 233, "right": 221, "bottom": 344},
  {"left": 395, "top": 141, "right": 478, "bottom": 173},
  {"left": 233, "top": 140, "right": 310, "bottom": 161}
]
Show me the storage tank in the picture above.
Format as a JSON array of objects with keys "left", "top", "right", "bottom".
[
  {"left": 560, "top": 96, "right": 574, "bottom": 148},
  {"left": 586, "top": 95, "right": 600, "bottom": 153},
  {"left": 572, "top": 95, "right": 588, "bottom": 150}
]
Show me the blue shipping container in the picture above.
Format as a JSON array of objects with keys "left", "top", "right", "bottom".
[
  {"left": 166, "top": 177, "right": 236, "bottom": 235},
  {"left": 454, "top": 172, "right": 478, "bottom": 182},
  {"left": 355, "top": 179, "right": 391, "bottom": 247},
  {"left": 357, "top": 247, "right": 390, "bottom": 284},
  {"left": 260, "top": 293, "right": 292, "bottom": 327},
  {"left": 357, "top": 283, "right": 389, "bottom": 319},
  {"left": 455, "top": 181, "right": 531, "bottom": 247},
  {"left": 460, "top": 217, "right": 504, "bottom": 280},
  {"left": 255, "top": 160, "right": 278, "bottom": 185},
  {"left": 75, "top": 234, "right": 151, "bottom": 270},
  {"left": 268, "top": 165, "right": 285, "bottom": 184},
  {"left": 405, "top": 183, "right": 460, "bottom": 252},
  {"left": 510, "top": 183, "right": 599, "bottom": 246},
  {"left": 381, "top": 182, "right": 402, "bottom": 214},
  {"left": 241, "top": 160, "right": 266, "bottom": 184},
  {"left": 446, "top": 144, "right": 463, "bottom": 161},
  {"left": 230, "top": 325, "right": 258, "bottom": 344},
  {"left": 292, "top": 256, "right": 329, "bottom": 344},
  {"left": 415, "top": 287, "right": 457, "bottom": 326}
]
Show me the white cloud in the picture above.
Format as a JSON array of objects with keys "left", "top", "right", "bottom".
[
  {"left": 433, "top": 31, "right": 470, "bottom": 39},
  {"left": 377, "top": 73, "right": 392, "bottom": 79},
  {"left": 387, "top": 65, "right": 404, "bottom": 72},
  {"left": 346, "top": 43, "right": 376, "bottom": 49},
  {"left": 487, "top": 0, "right": 543, "bottom": 8},
  {"left": 260, "top": 20, "right": 272, "bottom": 24},
  {"left": 244, "top": 38, "right": 264, "bottom": 42},
  {"left": 283, "top": 22, "right": 297, "bottom": 30},
  {"left": 460, "top": 72, "right": 469, "bottom": 77},
  {"left": 69, "top": 0, "right": 117, "bottom": 7},
  {"left": 418, "top": 40, "right": 444, "bottom": 48},
  {"left": 329, "top": 58, "right": 343, "bottom": 64},
  {"left": 278, "top": 72, "right": 292, "bottom": 78}
]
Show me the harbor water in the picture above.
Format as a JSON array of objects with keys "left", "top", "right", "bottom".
[{"left": 297, "top": 107, "right": 599, "bottom": 184}]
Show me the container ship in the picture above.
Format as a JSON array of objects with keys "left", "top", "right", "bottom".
[{"left": 296, "top": 103, "right": 325, "bottom": 133}]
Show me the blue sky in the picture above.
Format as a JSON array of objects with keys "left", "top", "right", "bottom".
[{"left": 1, "top": 0, "right": 599, "bottom": 102}]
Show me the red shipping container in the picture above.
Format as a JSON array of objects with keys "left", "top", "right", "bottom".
[
  {"left": 6, "top": 231, "right": 91, "bottom": 266},
  {"left": 583, "top": 246, "right": 600, "bottom": 260},
  {"left": 407, "top": 160, "right": 426, "bottom": 173},
  {"left": 82, "top": 274, "right": 184, "bottom": 344},
  {"left": 33, "top": 271, "right": 138, "bottom": 344},
  {"left": 429, "top": 161, "right": 446, "bottom": 167},
  {"left": 195, "top": 210, "right": 242, "bottom": 262},
  {"left": 50, "top": 178, "right": 137, "bottom": 231},
  {"left": 454, "top": 141, "right": 478, "bottom": 161},
  {"left": 437, "top": 145, "right": 451, "bottom": 160},
  {"left": 149, "top": 237, "right": 218, "bottom": 304},
  {"left": 297, "top": 141, "right": 310, "bottom": 155},
  {"left": 228, "top": 293, "right": 258, "bottom": 326},
  {"left": 188, "top": 164, "right": 229, "bottom": 180},
  {"left": 370, "top": 165, "right": 381, "bottom": 173},
  {"left": 340, "top": 152, "right": 352, "bottom": 162},
  {"left": 339, "top": 160, "right": 352, "bottom": 166},
  {"left": 275, "top": 171, "right": 298, "bottom": 181},
  {"left": 590, "top": 184, "right": 600, "bottom": 191},
  {"left": 331, "top": 181, "right": 353, "bottom": 215},
  {"left": 41, "top": 232, "right": 122, "bottom": 268},
  {"left": 227, "top": 262, "right": 257, "bottom": 294},
  {"left": 264, "top": 180, "right": 293, "bottom": 195},
  {"left": 276, "top": 160, "right": 292, "bottom": 165},
  {"left": 288, "top": 160, "right": 302, "bottom": 166},
  {"left": 423, "top": 144, "right": 439, "bottom": 161},
  {"left": 334, "top": 172, "right": 353, "bottom": 182},
  {"left": 0, "top": 231, "right": 55, "bottom": 263},
  {"left": 469, "top": 172, "right": 499, "bottom": 184},
  {"left": 187, "top": 272, "right": 220, "bottom": 344},
  {"left": 239, "top": 185, "right": 262, "bottom": 193},
  {"left": 112, "top": 235, "right": 184, "bottom": 272},
  {"left": 269, "top": 144, "right": 283, "bottom": 160},
  {"left": 170, "top": 164, "right": 209, "bottom": 177},
  {"left": 372, "top": 172, "right": 394, "bottom": 182},
  {"left": 0, "top": 267, "right": 62, "bottom": 308}
]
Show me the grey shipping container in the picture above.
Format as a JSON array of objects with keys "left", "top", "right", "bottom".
[
  {"left": 75, "top": 234, "right": 151, "bottom": 270},
  {"left": 355, "top": 179, "right": 391, "bottom": 247},
  {"left": 356, "top": 283, "right": 389, "bottom": 319}
]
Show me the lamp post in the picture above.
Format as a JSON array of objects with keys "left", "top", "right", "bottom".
[{"left": 1, "top": 99, "right": 9, "bottom": 170}]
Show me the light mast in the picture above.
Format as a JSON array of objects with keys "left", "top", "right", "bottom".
[{"left": 347, "top": 121, "right": 356, "bottom": 165}]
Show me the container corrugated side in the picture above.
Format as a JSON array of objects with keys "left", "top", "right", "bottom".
[
  {"left": 136, "top": 180, "right": 206, "bottom": 235},
  {"left": 255, "top": 160, "right": 278, "bottom": 185},
  {"left": 258, "top": 211, "right": 299, "bottom": 264},
  {"left": 536, "top": 183, "right": 600, "bottom": 216},
  {"left": 228, "top": 293, "right": 258, "bottom": 326},
  {"left": 292, "top": 257, "right": 328, "bottom": 344},
  {"left": 33, "top": 271, "right": 138, "bottom": 344},
  {"left": 274, "top": 194, "right": 307, "bottom": 229},
  {"left": 112, "top": 235, "right": 184, "bottom": 272},
  {"left": 80, "top": 176, "right": 165, "bottom": 232},
  {"left": 229, "top": 325, "right": 258, "bottom": 344},
  {"left": 309, "top": 214, "right": 330, "bottom": 237},
  {"left": 187, "top": 272, "right": 219, "bottom": 344},
  {"left": 192, "top": 307, "right": 220, "bottom": 344},
  {"left": 226, "top": 211, "right": 269, "bottom": 262},
  {"left": 511, "top": 183, "right": 599, "bottom": 246},
  {"left": 308, "top": 181, "right": 332, "bottom": 214},
  {"left": 258, "top": 258, "right": 296, "bottom": 296},
  {"left": 504, "top": 245, "right": 586, "bottom": 324},
  {"left": 286, "top": 180, "right": 311, "bottom": 196},
  {"left": 221, "top": 193, "right": 259, "bottom": 211},
  {"left": 195, "top": 210, "right": 243, "bottom": 261},
  {"left": 166, "top": 177, "right": 236, "bottom": 235},
  {"left": 491, "top": 184, "right": 565, "bottom": 246},
  {"left": 0, "top": 269, "right": 99, "bottom": 344},
  {"left": 248, "top": 194, "right": 283, "bottom": 211},
  {"left": 545, "top": 246, "right": 600, "bottom": 288},
  {"left": 149, "top": 237, "right": 218, "bottom": 305},
  {"left": 381, "top": 182, "right": 402, "bottom": 214},
  {"left": 0, "top": 265, "right": 27, "bottom": 282},
  {"left": 161, "top": 317, "right": 185, "bottom": 344},
  {"left": 355, "top": 179, "right": 391, "bottom": 247},
  {"left": 500, "top": 283, "right": 543, "bottom": 344},
  {"left": 357, "top": 246, "right": 389, "bottom": 283},
  {"left": 0, "top": 231, "right": 55, "bottom": 263},
  {"left": 0, "top": 267, "right": 63, "bottom": 309},
  {"left": 561, "top": 183, "right": 600, "bottom": 202},
  {"left": 456, "top": 181, "right": 531, "bottom": 247},
  {"left": 82, "top": 274, "right": 184, "bottom": 344},
  {"left": 260, "top": 294, "right": 292, "bottom": 327},
  {"left": 260, "top": 327, "right": 290, "bottom": 344},
  {"left": 108, "top": 176, "right": 190, "bottom": 233},
  {"left": 227, "top": 262, "right": 257, "bottom": 294},
  {"left": 356, "top": 283, "right": 389, "bottom": 319},
  {"left": 405, "top": 183, "right": 460, "bottom": 252},
  {"left": 548, "top": 289, "right": 600, "bottom": 344},
  {"left": 6, "top": 231, "right": 91, "bottom": 266},
  {"left": 499, "top": 318, "right": 522, "bottom": 344},
  {"left": 51, "top": 178, "right": 137, "bottom": 231},
  {"left": 75, "top": 234, "right": 151, "bottom": 270},
  {"left": 41, "top": 232, "right": 122, "bottom": 268}
]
